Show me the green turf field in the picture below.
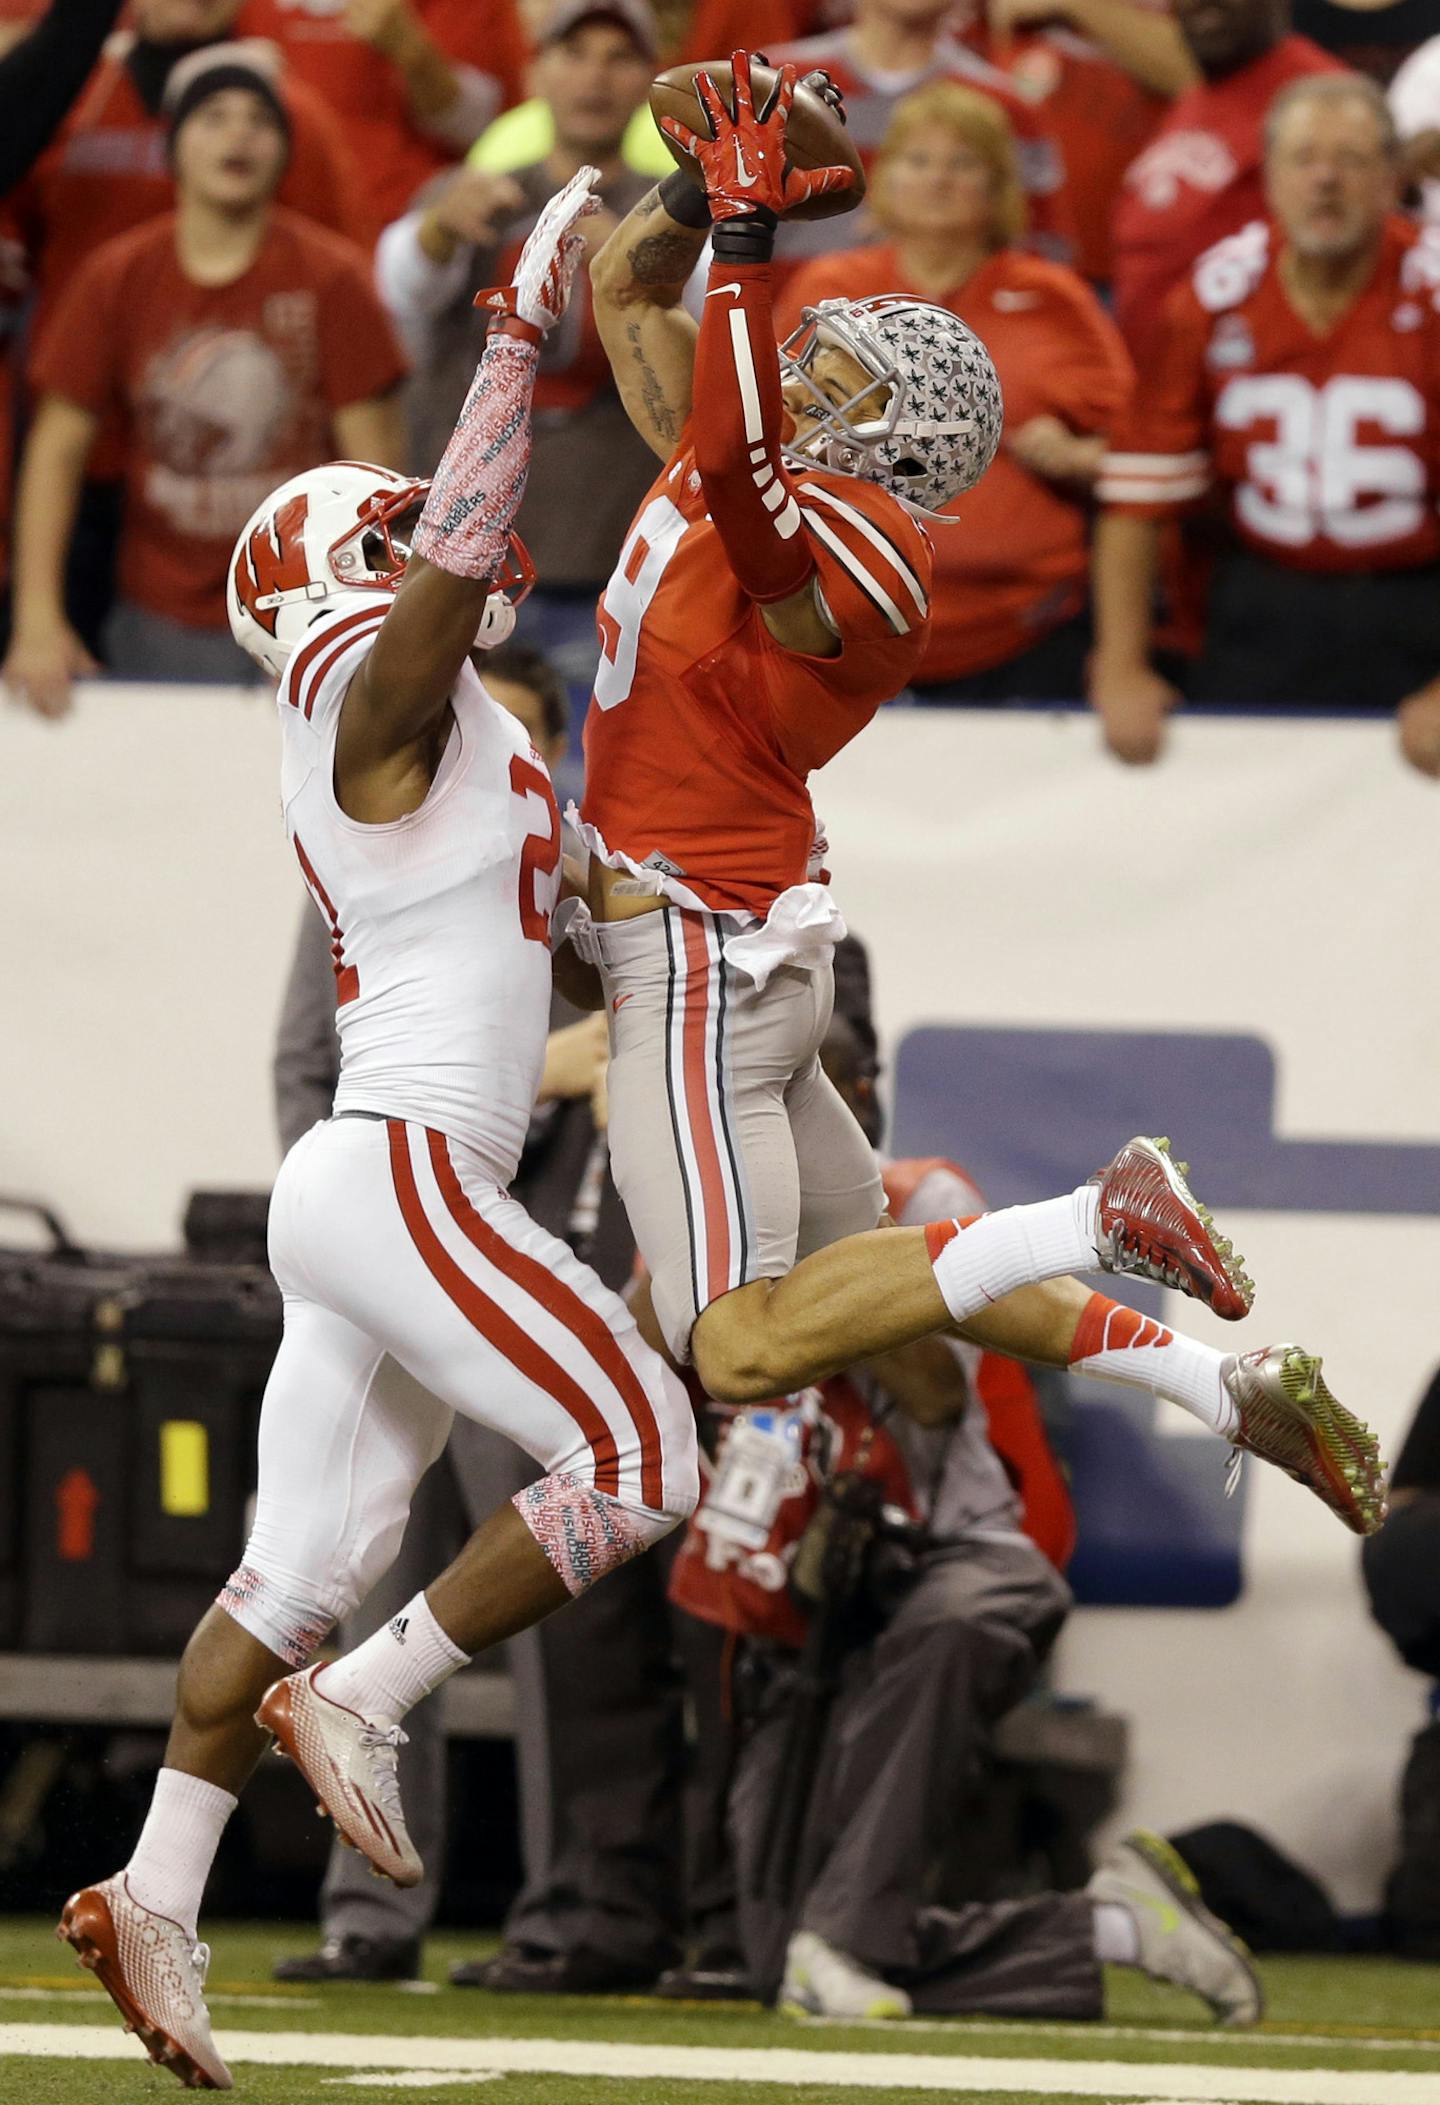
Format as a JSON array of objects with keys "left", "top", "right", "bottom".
[{"left": 3, "top": 1917, "right": 1439, "bottom": 2103}]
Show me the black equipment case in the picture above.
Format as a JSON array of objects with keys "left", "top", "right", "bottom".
[{"left": 0, "top": 1197, "right": 281, "bottom": 1655}]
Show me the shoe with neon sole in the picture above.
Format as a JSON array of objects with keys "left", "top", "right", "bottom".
[
  {"left": 1089, "top": 1829, "right": 1262, "bottom": 2027},
  {"left": 1223, "top": 1343, "right": 1387, "bottom": 1535}
]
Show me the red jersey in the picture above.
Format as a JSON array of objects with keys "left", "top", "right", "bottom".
[
  {"left": 33, "top": 210, "right": 406, "bottom": 628},
  {"left": 779, "top": 244, "right": 1132, "bottom": 682},
  {"left": 1099, "top": 216, "right": 1440, "bottom": 574},
  {"left": 579, "top": 447, "right": 932, "bottom": 916},
  {"left": 14, "top": 44, "right": 363, "bottom": 345},
  {"left": 771, "top": 26, "right": 1075, "bottom": 274},
  {"left": 1109, "top": 36, "right": 1345, "bottom": 357},
  {"left": 237, "top": 0, "right": 528, "bottom": 247}
]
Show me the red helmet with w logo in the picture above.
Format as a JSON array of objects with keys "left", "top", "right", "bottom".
[{"left": 227, "top": 461, "right": 533, "bottom": 678}]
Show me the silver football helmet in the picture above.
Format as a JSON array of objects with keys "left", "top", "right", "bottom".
[{"left": 779, "top": 295, "right": 1003, "bottom": 517}]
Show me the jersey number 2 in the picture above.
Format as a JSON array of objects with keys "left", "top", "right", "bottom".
[
  {"left": 593, "top": 494, "right": 688, "bottom": 711},
  {"left": 510, "top": 753, "right": 560, "bottom": 945}
]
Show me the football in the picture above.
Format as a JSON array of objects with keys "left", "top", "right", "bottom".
[{"left": 649, "top": 59, "right": 866, "bottom": 223}]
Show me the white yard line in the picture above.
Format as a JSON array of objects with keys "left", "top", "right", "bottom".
[
  {"left": 817, "top": 2016, "right": 1440, "bottom": 2057},
  {"left": 0, "top": 2024, "right": 1436, "bottom": 2101},
  {"left": 0, "top": 1987, "right": 320, "bottom": 2009}
]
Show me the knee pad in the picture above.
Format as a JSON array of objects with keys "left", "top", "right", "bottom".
[
  {"left": 217, "top": 1562, "right": 335, "bottom": 1670},
  {"left": 513, "top": 1470, "right": 685, "bottom": 1598}
]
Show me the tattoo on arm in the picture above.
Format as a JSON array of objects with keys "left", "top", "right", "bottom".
[
  {"left": 624, "top": 319, "right": 679, "bottom": 444},
  {"left": 608, "top": 187, "right": 705, "bottom": 308}
]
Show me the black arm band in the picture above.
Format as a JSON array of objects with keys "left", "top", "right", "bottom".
[
  {"left": 657, "top": 169, "right": 712, "bottom": 228},
  {"left": 710, "top": 212, "right": 777, "bottom": 265}
]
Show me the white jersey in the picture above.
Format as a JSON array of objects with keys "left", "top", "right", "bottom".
[{"left": 276, "top": 594, "right": 560, "bottom": 1184}]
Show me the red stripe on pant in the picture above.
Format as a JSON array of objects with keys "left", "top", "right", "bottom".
[
  {"left": 426, "top": 1129, "right": 665, "bottom": 1513},
  {"left": 386, "top": 1122, "right": 622, "bottom": 1497},
  {"left": 677, "top": 912, "right": 734, "bottom": 1309}
]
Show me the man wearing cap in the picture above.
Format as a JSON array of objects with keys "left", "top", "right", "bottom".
[
  {"left": 3, "top": 48, "right": 405, "bottom": 715},
  {"left": 375, "top": 1, "right": 662, "bottom": 738}
]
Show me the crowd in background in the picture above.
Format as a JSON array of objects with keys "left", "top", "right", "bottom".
[{"left": 3, "top": 0, "right": 1440, "bottom": 774}]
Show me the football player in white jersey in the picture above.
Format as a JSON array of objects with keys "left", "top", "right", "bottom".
[{"left": 56, "top": 169, "right": 699, "bottom": 2094}]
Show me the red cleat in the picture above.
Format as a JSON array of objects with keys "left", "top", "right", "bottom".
[
  {"left": 1091, "top": 1135, "right": 1254, "bottom": 1320},
  {"left": 56, "top": 1875, "right": 232, "bottom": 2090},
  {"left": 1224, "top": 1344, "right": 1388, "bottom": 1536},
  {"left": 256, "top": 1666, "right": 421, "bottom": 1888}
]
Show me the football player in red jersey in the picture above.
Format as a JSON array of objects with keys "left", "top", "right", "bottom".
[{"left": 578, "top": 52, "right": 1385, "bottom": 1539}]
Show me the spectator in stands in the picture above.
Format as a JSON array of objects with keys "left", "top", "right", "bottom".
[
  {"left": 2, "top": 48, "right": 404, "bottom": 716},
  {"left": 11, "top": 0, "right": 362, "bottom": 337},
  {"left": 1362, "top": 1363, "right": 1440, "bottom": 1959},
  {"left": 467, "top": 0, "right": 670, "bottom": 184},
  {"left": 778, "top": 85, "right": 1132, "bottom": 704},
  {"left": 375, "top": 0, "right": 661, "bottom": 731},
  {"left": 975, "top": 0, "right": 1197, "bottom": 285},
  {"left": 1109, "top": 0, "right": 1344, "bottom": 357},
  {"left": 773, "top": 0, "right": 1076, "bottom": 271},
  {"left": 1090, "top": 74, "right": 1440, "bottom": 772},
  {"left": 235, "top": 0, "right": 529, "bottom": 247}
]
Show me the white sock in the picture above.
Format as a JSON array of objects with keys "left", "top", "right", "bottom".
[
  {"left": 125, "top": 1768, "right": 237, "bottom": 1942},
  {"left": 928, "top": 1186, "right": 1099, "bottom": 1324},
  {"left": 317, "top": 1592, "right": 470, "bottom": 1721},
  {"left": 1092, "top": 1900, "right": 1141, "bottom": 1966},
  {"left": 1068, "top": 1294, "right": 1238, "bottom": 1437}
]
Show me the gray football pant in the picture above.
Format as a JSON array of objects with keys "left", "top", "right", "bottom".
[
  {"left": 594, "top": 909, "right": 883, "bottom": 1364},
  {"left": 321, "top": 1414, "right": 734, "bottom": 1966},
  {"left": 730, "top": 1542, "right": 1102, "bottom": 2016}
]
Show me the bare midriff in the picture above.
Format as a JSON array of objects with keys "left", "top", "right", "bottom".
[{"left": 586, "top": 859, "right": 671, "bottom": 923}]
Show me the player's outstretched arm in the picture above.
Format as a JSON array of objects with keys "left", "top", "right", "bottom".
[
  {"left": 664, "top": 54, "right": 854, "bottom": 656},
  {"left": 589, "top": 180, "right": 708, "bottom": 461},
  {"left": 338, "top": 168, "right": 600, "bottom": 790}
]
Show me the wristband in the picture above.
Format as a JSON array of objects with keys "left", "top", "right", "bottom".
[
  {"left": 710, "top": 212, "right": 777, "bottom": 265},
  {"left": 657, "top": 168, "right": 712, "bottom": 228}
]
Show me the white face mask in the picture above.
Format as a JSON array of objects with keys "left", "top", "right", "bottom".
[{"left": 473, "top": 594, "right": 517, "bottom": 650}]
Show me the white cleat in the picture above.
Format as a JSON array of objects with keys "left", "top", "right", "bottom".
[
  {"left": 779, "top": 1929, "right": 913, "bottom": 2020},
  {"left": 57, "top": 1873, "right": 232, "bottom": 2089},
  {"left": 1089, "top": 1829, "right": 1263, "bottom": 2027},
  {"left": 255, "top": 1664, "right": 421, "bottom": 1888}
]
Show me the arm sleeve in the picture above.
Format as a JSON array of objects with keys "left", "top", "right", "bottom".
[
  {"left": 691, "top": 256, "right": 816, "bottom": 605},
  {"left": 412, "top": 329, "right": 539, "bottom": 580},
  {"left": 1095, "top": 285, "right": 1212, "bottom": 515},
  {"left": 0, "top": 0, "right": 126, "bottom": 197},
  {"left": 315, "top": 249, "right": 409, "bottom": 410}
]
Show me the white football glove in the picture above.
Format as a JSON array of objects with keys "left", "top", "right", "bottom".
[{"left": 507, "top": 164, "right": 603, "bottom": 333}]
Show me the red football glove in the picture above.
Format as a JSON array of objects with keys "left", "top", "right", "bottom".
[{"left": 660, "top": 50, "right": 854, "bottom": 222}]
